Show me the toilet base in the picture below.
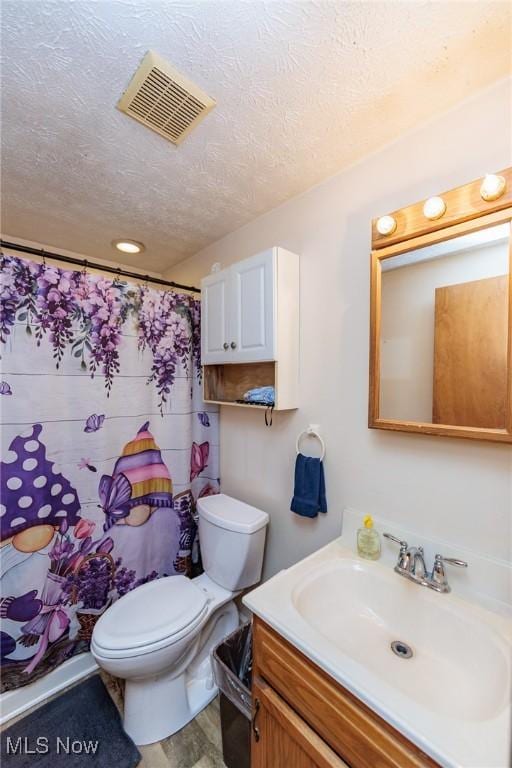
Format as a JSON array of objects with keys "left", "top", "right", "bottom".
[
  {"left": 123, "top": 667, "right": 219, "bottom": 745},
  {"left": 123, "top": 601, "right": 239, "bottom": 745}
]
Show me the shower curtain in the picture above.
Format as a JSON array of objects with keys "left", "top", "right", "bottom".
[{"left": 0, "top": 254, "right": 219, "bottom": 692}]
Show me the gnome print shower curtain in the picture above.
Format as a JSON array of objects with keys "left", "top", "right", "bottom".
[{"left": 0, "top": 254, "right": 219, "bottom": 692}]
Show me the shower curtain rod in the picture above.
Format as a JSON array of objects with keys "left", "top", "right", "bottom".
[{"left": 0, "top": 240, "right": 201, "bottom": 294}]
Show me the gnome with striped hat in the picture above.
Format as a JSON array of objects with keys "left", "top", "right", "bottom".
[{"left": 99, "top": 422, "right": 173, "bottom": 531}]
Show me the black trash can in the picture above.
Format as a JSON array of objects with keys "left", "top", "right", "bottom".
[{"left": 212, "top": 622, "right": 252, "bottom": 768}]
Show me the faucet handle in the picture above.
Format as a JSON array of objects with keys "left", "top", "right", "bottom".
[
  {"left": 384, "top": 533, "right": 412, "bottom": 574},
  {"left": 430, "top": 554, "right": 468, "bottom": 592},
  {"left": 383, "top": 533, "right": 408, "bottom": 552},
  {"left": 434, "top": 554, "right": 468, "bottom": 568},
  {"left": 382, "top": 533, "right": 409, "bottom": 549}
]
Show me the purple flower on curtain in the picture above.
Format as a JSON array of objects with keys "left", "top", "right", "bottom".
[
  {"left": 62, "top": 557, "right": 112, "bottom": 610},
  {"left": 0, "top": 255, "right": 40, "bottom": 342},
  {"left": 188, "top": 298, "right": 202, "bottom": 380},
  {"left": 137, "top": 286, "right": 200, "bottom": 413},
  {"left": 112, "top": 560, "right": 137, "bottom": 597},
  {"left": 0, "top": 268, "right": 17, "bottom": 343},
  {"left": 34, "top": 266, "right": 80, "bottom": 366},
  {"left": 0, "top": 255, "right": 202, "bottom": 403},
  {"left": 0, "top": 258, "right": 18, "bottom": 343},
  {"left": 75, "top": 273, "right": 127, "bottom": 392},
  {"left": 134, "top": 570, "right": 159, "bottom": 587}
]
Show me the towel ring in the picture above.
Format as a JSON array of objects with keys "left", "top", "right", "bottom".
[{"left": 296, "top": 425, "right": 325, "bottom": 460}]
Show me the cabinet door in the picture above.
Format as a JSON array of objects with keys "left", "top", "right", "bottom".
[
  {"left": 230, "top": 249, "right": 275, "bottom": 362},
  {"left": 433, "top": 275, "right": 507, "bottom": 428},
  {"left": 201, "top": 269, "right": 231, "bottom": 364},
  {"left": 252, "top": 677, "right": 348, "bottom": 768}
]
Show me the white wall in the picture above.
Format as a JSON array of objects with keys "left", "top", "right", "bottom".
[
  {"left": 380, "top": 240, "right": 509, "bottom": 422},
  {"left": 166, "top": 77, "right": 512, "bottom": 582}
]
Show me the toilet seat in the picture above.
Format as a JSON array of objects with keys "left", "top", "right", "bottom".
[{"left": 92, "top": 575, "right": 209, "bottom": 659}]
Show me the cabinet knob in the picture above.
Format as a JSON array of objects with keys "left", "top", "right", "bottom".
[
  {"left": 230, "top": 341, "right": 237, "bottom": 349},
  {"left": 223, "top": 342, "right": 229, "bottom": 350}
]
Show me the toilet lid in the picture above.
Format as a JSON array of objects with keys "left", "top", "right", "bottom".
[
  {"left": 93, "top": 576, "right": 208, "bottom": 651},
  {"left": 198, "top": 493, "right": 269, "bottom": 533}
]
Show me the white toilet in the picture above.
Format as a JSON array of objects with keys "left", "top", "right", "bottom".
[{"left": 91, "top": 493, "right": 269, "bottom": 745}]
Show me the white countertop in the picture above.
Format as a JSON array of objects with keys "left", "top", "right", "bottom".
[{"left": 243, "top": 538, "right": 512, "bottom": 768}]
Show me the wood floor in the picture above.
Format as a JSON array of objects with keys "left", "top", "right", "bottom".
[{"left": 100, "top": 671, "right": 227, "bottom": 768}]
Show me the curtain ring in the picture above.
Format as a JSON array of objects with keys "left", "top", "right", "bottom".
[
  {"left": 41, "top": 248, "right": 46, "bottom": 267},
  {"left": 82, "top": 259, "right": 88, "bottom": 275},
  {"left": 144, "top": 274, "right": 150, "bottom": 289}
]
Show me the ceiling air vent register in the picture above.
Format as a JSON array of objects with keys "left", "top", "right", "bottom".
[{"left": 117, "top": 51, "right": 216, "bottom": 145}]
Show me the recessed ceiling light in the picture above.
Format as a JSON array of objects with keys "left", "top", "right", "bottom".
[{"left": 112, "top": 239, "right": 145, "bottom": 254}]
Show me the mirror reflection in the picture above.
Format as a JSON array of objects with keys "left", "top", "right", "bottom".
[{"left": 379, "top": 223, "right": 510, "bottom": 428}]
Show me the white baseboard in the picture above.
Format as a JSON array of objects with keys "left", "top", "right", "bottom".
[{"left": 0, "top": 652, "right": 98, "bottom": 726}]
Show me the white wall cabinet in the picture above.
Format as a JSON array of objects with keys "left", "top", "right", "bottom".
[
  {"left": 201, "top": 247, "right": 299, "bottom": 410},
  {"left": 230, "top": 249, "right": 275, "bottom": 363},
  {"left": 201, "top": 269, "right": 231, "bottom": 364},
  {"left": 202, "top": 249, "right": 276, "bottom": 364}
]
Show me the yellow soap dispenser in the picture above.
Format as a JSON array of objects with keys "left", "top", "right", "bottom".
[{"left": 357, "top": 515, "right": 381, "bottom": 560}]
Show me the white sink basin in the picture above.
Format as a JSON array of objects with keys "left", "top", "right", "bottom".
[
  {"left": 292, "top": 558, "right": 509, "bottom": 722},
  {"left": 243, "top": 539, "right": 512, "bottom": 768}
]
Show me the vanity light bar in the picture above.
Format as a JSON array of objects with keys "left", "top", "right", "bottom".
[{"left": 372, "top": 169, "right": 510, "bottom": 247}]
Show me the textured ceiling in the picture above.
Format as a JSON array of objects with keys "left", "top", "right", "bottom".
[{"left": 1, "top": 1, "right": 511, "bottom": 273}]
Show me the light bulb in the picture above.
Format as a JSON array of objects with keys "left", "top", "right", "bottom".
[
  {"left": 376, "top": 215, "right": 397, "bottom": 236},
  {"left": 480, "top": 174, "right": 506, "bottom": 202},
  {"left": 112, "top": 239, "right": 145, "bottom": 254},
  {"left": 423, "top": 196, "right": 446, "bottom": 220}
]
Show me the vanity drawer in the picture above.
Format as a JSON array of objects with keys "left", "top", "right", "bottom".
[{"left": 253, "top": 617, "right": 438, "bottom": 768}]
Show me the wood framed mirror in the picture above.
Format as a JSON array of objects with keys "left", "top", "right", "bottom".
[{"left": 369, "top": 169, "right": 512, "bottom": 443}]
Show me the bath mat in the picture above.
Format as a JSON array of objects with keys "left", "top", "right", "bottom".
[{"left": 0, "top": 675, "right": 141, "bottom": 767}]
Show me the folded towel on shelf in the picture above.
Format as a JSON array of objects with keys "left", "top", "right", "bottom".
[
  {"left": 290, "top": 453, "right": 327, "bottom": 518},
  {"left": 243, "top": 385, "right": 275, "bottom": 405}
]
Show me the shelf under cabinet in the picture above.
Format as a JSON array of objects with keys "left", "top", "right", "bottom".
[{"left": 203, "top": 361, "right": 297, "bottom": 410}]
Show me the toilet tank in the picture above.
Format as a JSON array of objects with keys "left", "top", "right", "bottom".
[{"left": 197, "top": 494, "right": 269, "bottom": 591}]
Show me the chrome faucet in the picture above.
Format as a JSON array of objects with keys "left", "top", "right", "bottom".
[{"left": 383, "top": 533, "right": 467, "bottom": 593}]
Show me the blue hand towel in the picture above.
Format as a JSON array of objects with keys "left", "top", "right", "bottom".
[{"left": 291, "top": 454, "right": 327, "bottom": 518}]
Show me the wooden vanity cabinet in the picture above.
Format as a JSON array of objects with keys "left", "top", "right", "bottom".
[
  {"left": 252, "top": 678, "right": 348, "bottom": 768},
  {"left": 251, "top": 617, "right": 439, "bottom": 768}
]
